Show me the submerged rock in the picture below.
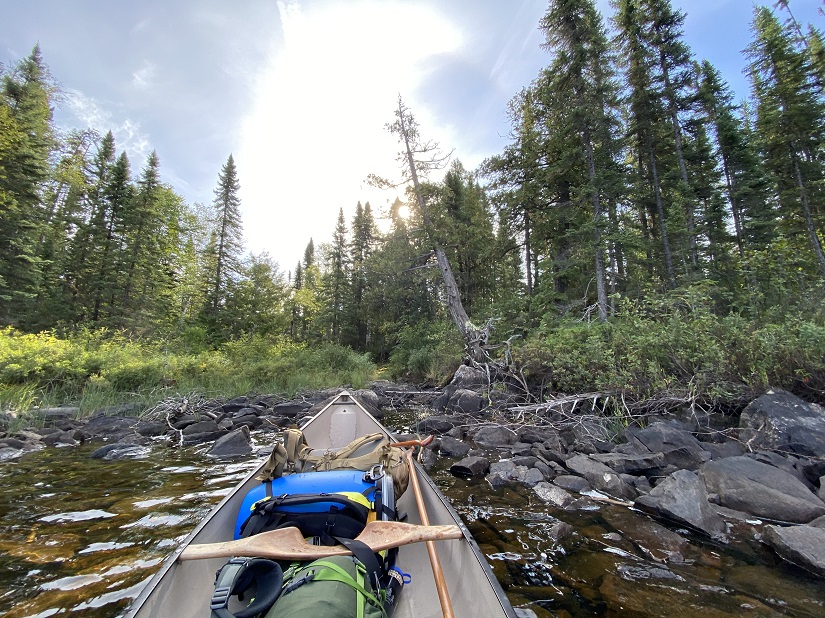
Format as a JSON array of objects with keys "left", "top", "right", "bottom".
[{"left": 564, "top": 454, "right": 636, "bottom": 500}]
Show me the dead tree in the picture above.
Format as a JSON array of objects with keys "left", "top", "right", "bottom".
[{"left": 369, "top": 96, "right": 490, "bottom": 363}]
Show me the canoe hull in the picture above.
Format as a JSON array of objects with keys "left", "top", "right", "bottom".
[{"left": 126, "top": 391, "right": 515, "bottom": 618}]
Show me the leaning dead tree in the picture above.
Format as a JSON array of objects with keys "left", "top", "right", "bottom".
[{"left": 369, "top": 96, "right": 493, "bottom": 364}]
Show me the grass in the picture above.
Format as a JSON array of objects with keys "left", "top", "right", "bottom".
[{"left": 0, "top": 328, "right": 377, "bottom": 424}]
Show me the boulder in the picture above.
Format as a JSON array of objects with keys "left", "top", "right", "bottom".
[
  {"left": 417, "top": 415, "right": 461, "bottom": 435},
  {"left": 564, "top": 454, "right": 636, "bottom": 500},
  {"left": 136, "top": 421, "right": 167, "bottom": 437},
  {"left": 635, "top": 470, "right": 727, "bottom": 539},
  {"left": 82, "top": 415, "right": 138, "bottom": 439},
  {"left": 739, "top": 389, "right": 825, "bottom": 457},
  {"left": 450, "top": 456, "right": 490, "bottom": 478},
  {"left": 763, "top": 524, "right": 825, "bottom": 576},
  {"left": 437, "top": 436, "right": 470, "bottom": 458},
  {"left": 0, "top": 447, "right": 23, "bottom": 461},
  {"left": 472, "top": 425, "right": 516, "bottom": 449},
  {"left": 553, "top": 475, "right": 591, "bottom": 493},
  {"left": 183, "top": 420, "right": 221, "bottom": 435},
  {"left": 589, "top": 451, "right": 667, "bottom": 475},
  {"left": 448, "top": 364, "right": 488, "bottom": 391},
  {"left": 625, "top": 422, "right": 711, "bottom": 471},
  {"left": 207, "top": 427, "right": 253, "bottom": 458},
  {"left": 700, "top": 456, "right": 825, "bottom": 523},
  {"left": 534, "top": 482, "right": 575, "bottom": 508},
  {"left": 103, "top": 444, "right": 151, "bottom": 460},
  {"left": 517, "top": 426, "right": 562, "bottom": 445},
  {"left": 271, "top": 402, "right": 311, "bottom": 418},
  {"left": 446, "top": 389, "right": 484, "bottom": 414}
]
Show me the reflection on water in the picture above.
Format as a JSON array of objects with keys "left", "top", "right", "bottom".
[{"left": 1, "top": 411, "right": 825, "bottom": 617}]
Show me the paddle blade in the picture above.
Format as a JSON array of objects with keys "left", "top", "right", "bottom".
[{"left": 178, "top": 521, "right": 463, "bottom": 562}]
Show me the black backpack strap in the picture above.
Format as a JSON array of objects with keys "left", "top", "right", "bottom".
[{"left": 333, "top": 536, "right": 383, "bottom": 592}]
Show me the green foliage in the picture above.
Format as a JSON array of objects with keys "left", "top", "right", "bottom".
[
  {"left": 387, "top": 320, "right": 463, "bottom": 383},
  {"left": 518, "top": 284, "right": 825, "bottom": 402},
  {"left": 0, "top": 328, "right": 376, "bottom": 417}
]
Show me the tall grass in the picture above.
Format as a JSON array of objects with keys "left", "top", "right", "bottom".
[{"left": 0, "top": 328, "right": 376, "bottom": 420}]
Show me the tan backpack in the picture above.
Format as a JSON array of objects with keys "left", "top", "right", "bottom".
[{"left": 256, "top": 427, "right": 409, "bottom": 497}]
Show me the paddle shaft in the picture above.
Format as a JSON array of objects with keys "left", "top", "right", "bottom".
[{"left": 405, "top": 449, "right": 456, "bottom": 618}]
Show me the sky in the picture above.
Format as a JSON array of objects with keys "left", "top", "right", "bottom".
[{"left": 2, "top": 0, "right": 823, "bottom": 273}]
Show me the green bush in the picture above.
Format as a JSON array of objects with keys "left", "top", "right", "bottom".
[{"left": 387, "top": 321, "right": 463, "bottom": 383}]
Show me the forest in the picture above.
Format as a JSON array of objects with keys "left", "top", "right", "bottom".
[{"left": 2, "top": 0, "right": 825, "bottom": 415}]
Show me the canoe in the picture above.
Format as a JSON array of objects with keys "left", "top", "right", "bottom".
[{"left": 126, "top": 390, "right": 516, "bottom": 618}]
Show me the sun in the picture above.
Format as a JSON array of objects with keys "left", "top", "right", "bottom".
[{"left": 397, "top": 204, "right": 411, "bottom": 219}]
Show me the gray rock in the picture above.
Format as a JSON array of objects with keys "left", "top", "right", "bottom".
[
  {"left": 448, "top": 364, "right": 488, "bottom": 391},
  {"left": 810, "top": 514, "right": 825, "bottom": 529},
  {"left": 207, "top": 427, "right": 252, "bottom": 458},
  {"left": 564, "top": 454, "right": 636, "bottom": 500},
  {"left": 41, "top": 431, "right": 78, "bottom": 446},
  {"left": 626, "top": 423, "right": 710, "bottom": 470},
  {"left": 702, "top": 440, "right": 746, "bottom": 460},
  {"left": 182, "top": 430, "right": 227, "bottom": 446},
  {"left": 0, "top": 447, "right": 24, "bottom": 461},
  {"left": 635, "top": 470, "right": 727, "bottom": 539},
  {"left": 700, "top": 456, "right": 825, "bottom": 523},
  {"left": 136, "top": 421, "right": 167, "bottom": 437},
  {"left": 763, "top": 524, "right": 825, "bottom": 576},
  {"left": 512, "top": 466, "right": 544, "bottom": 487},
  {"left": 103, "top": 444, "right": 150, "bottom": 460},
  {"left": 739, "top": 389, "right": 825, "bottom": 457},
  {"left": 447, "top": 389, "right": 484, "bottom": 414},
  {"left": 231, "top": 414, "right": 263, "bottom": 429},
  {"left": 509, "top": 442, "right": 533, "bottom": 457},
  {"left": 82, "top": 415, "right": 138, "bottom": 438},
  {"left": 819, "top": 475, "right": 825, "bottom": 503},
  {"left": 437, "top": 436, "right": 470, "bottom": 458},
  {"left": 517, "top": 426, "right": 562, "bottom": 445},
  {"left": 534, "top": 482, "right": 575, "bottom": 507},
  {"left": 450, "top": 456, "right": 490, "bottom": 478},
  {"left": 417, "top": 415, "right": 461, "bottom": 434},
  {"left": 183, "top": 420, "right": 221, "bottom": 435},
  {"left": 511, "top": 455, "right": 539, "bottom": 468},
  {"left": 472, "top": 425, "right": 516, "bottom": 449},
  {"left": 271, "top": 402, "right": 311, "bottom": 418},
  {"left": 589, "top": 451, "right": 667, "bottom": 475},
  {"left": 553, "top": 474, "right": 592, "bottom": 493}
]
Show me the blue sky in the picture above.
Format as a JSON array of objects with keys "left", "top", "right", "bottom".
[{"left": 2, "top": 1, "right": 823, "bottom": 272}]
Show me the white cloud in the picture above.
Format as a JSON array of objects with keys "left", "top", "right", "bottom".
[
  {"left": 235, "top": 0, "right": 462, "bottom": 269},
  {"left": 64, "top": 89, "right": 151, "bottom": 165},
  {"left": 131, "top": 61, "right": 156, "bottom": 90}
]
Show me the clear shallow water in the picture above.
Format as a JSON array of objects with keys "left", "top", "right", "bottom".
[{"left": 1, "top": 411, "right": 824, "bottom": 617}]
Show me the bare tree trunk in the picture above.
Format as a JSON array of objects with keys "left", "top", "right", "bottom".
[
  {"left": 397, "top": 101, "right": 486, "bottom": 362},
  {"left": 583, "top": 124, "right": 608, "bottom": 322}
]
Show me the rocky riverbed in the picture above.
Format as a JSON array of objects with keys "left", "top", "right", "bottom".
[{"left": 3, "top": 366, "right": 825, "bottom": 583}]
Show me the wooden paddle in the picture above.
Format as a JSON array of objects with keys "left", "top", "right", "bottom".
[
  {"left": 177, "top": 520, "right": 462, "bottom": 561},
  {"left": 405, "top": 446, "right": 456, "bottom": 618}
]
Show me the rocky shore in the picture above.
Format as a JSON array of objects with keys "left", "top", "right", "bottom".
[{"left": 2, "top": 366, "right": 825, "bottom": 579}]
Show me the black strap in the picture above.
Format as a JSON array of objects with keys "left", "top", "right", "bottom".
[{"left": 334, "top": 536, "right": 383, "bottom": 592}]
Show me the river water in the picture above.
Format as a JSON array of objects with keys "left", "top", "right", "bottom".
[{"left": 1, "top": 409, "right": 825, "bottom": 617}]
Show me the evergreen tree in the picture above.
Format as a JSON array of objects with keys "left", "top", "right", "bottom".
[
  {"left": 538, "top": 0, "right": 624, "bottom": 321},
  {"left": 319, "top": 208, "right": 350, "bottom": 343},
  {"left": 347, "top": 201, "right": 378, "bottom": 350},
  {"left": 0, "top": 45, "right": 56, "bottom": 324},
  {"left": 747, "top": 6, "right": 825, "bottom": 279},
  {"left": 200, "top": 154, "right": 244, "bottom": 338}
]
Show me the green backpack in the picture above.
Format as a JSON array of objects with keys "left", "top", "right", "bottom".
[{"left": 265, "top": 555, "right": 387, "bottom": 618}]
